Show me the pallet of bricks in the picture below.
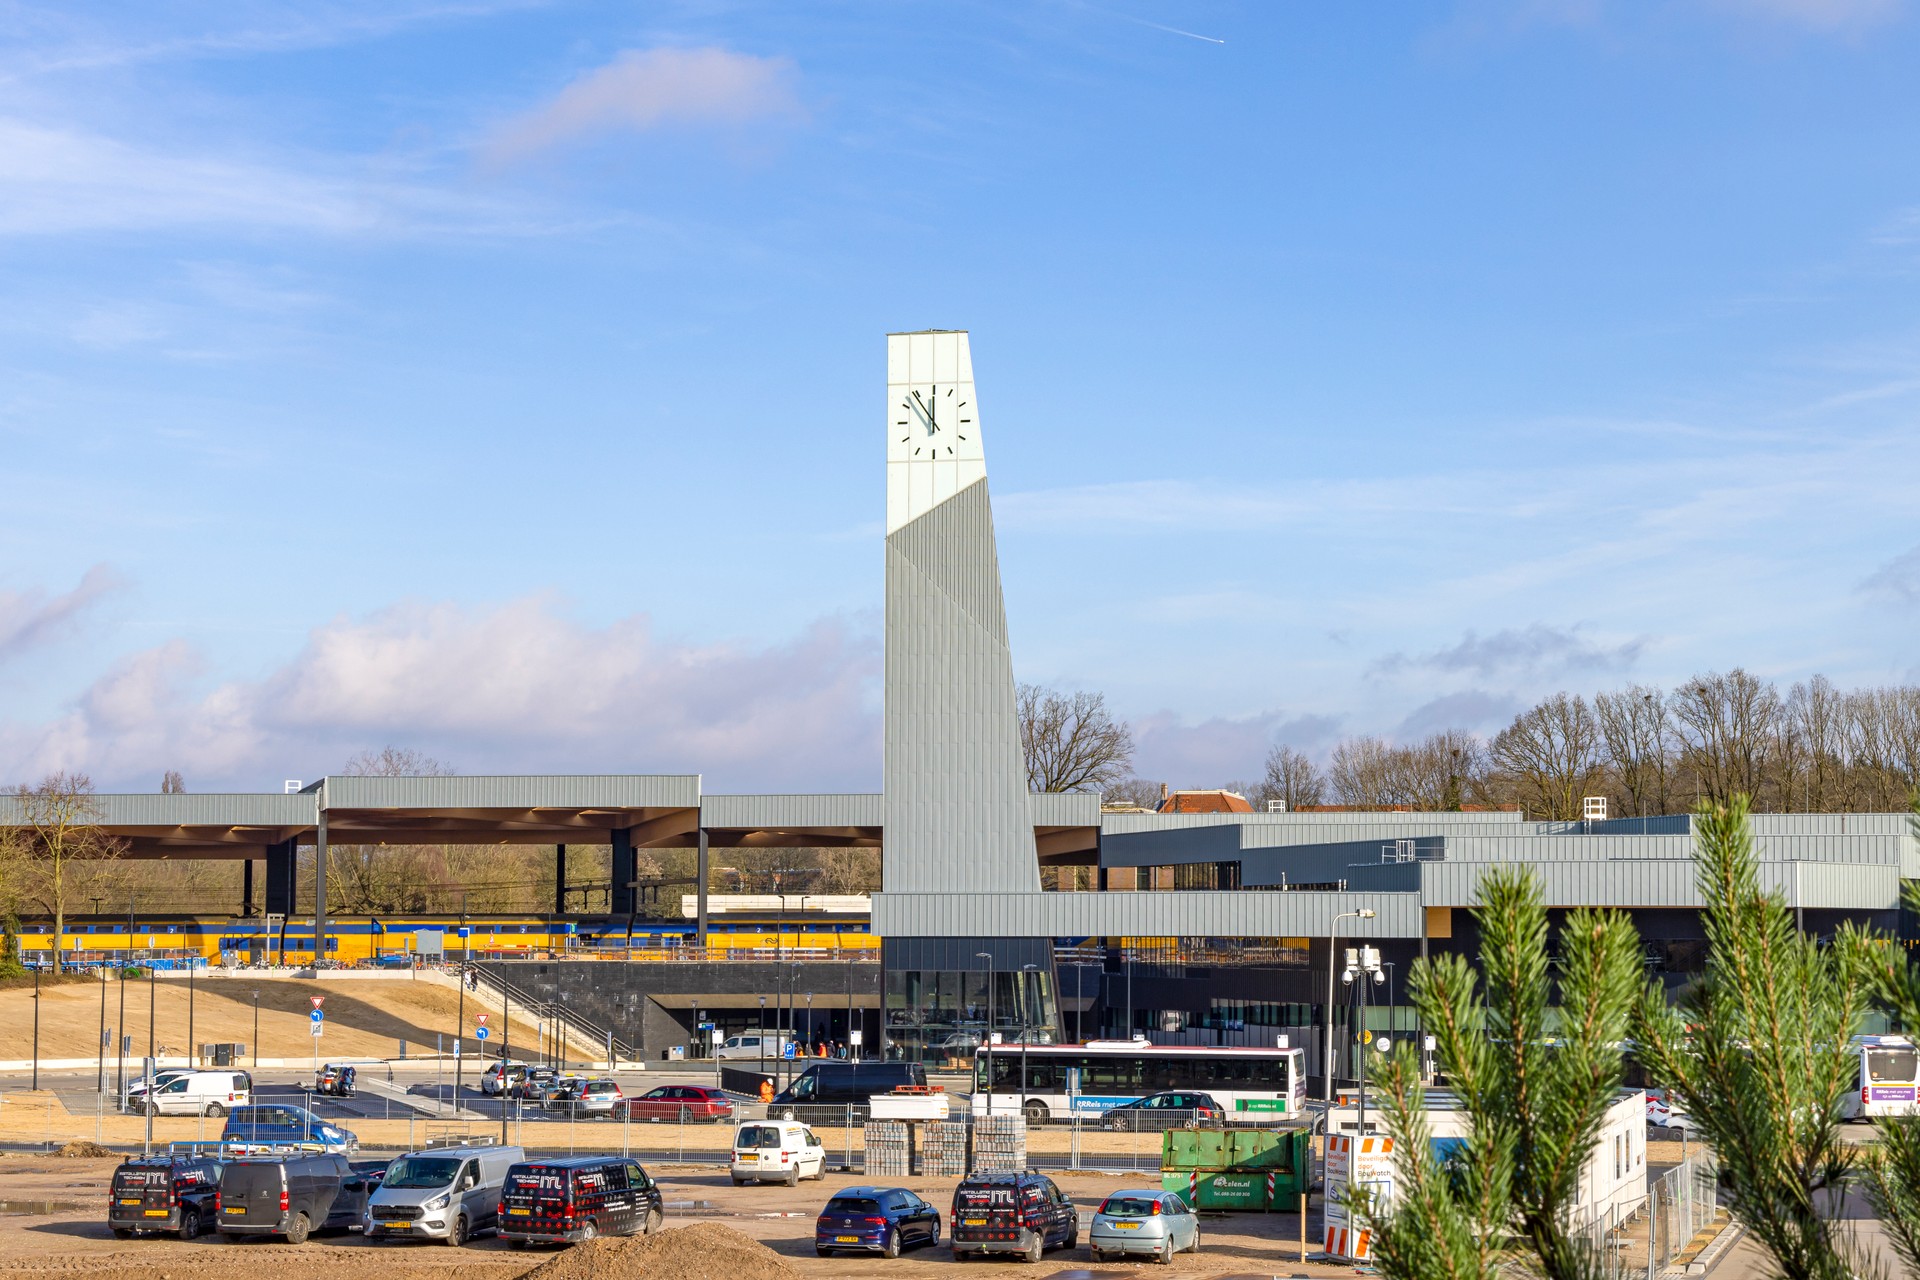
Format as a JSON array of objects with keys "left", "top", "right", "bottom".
[
  {"left": 971, "top": 1113, "right": 1027, "bottom": 1173},
  {"left": 924, "top": 1120, "right": 967, "bottom": 1177},
  {"left": 864, "top": 1120, "right": 911, "bottom": 1178}
]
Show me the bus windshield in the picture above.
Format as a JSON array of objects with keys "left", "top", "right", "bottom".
[{"left": 1868, "top": 1048, "right": 1920, "bottom": 1084}]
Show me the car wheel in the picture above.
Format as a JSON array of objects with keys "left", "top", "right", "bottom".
[
  {"left": 1157, "top": 1237, "right": 1174, "bottom": 1265},
  {"left": 204, "top": 1102, "right": 226, "bottom": 1118},
  {"left": 285, "top": 1212, "right": 311, "bottom": 1246},
  {"left": 180, "top": 1206, "right": 203, "bottom": 1239},
  {"left": 816, "top": 1248, "right": 832, "bottom": 1258},
  {"left": 1104, "top": 1114, "right": 1126, "bottom": 1132},
  {"left": 1065, "top": 1222, "right": 1077, "bottom": 1249},
  {"left": 1025, "top": 1232, "right": 1044, "bottom": 1264},
  {"left": 446, "top": 1214, "right": 466, "bottom": 1247},
  {"left": 1023, "top": 1099, "right": 1050, "bottom": 1125},
  {"left": 1188, "top": 1229, "right": 1201, "bottom": 1254},
  {"left": 1091, "top": 1250, "right": 1108, "bottom": 1264},
  {"left": 678, "top": 1105, "right": 693, "bottom": 1123},
  {"left": 784, "top": 1167, "right": 800, "bottom": 1188},
  {"left": 112, "top": 1228, "right": 134, "bottom": 1240},
  {"left": 579, "top": 1219, "right": 598, "bottom": 1242},
  {"left": 645, "top": 1209, "right": 662, "bottom": 1236},
  {"left": 885, "top": 1230, "right": 902, "bottom": 1259}
]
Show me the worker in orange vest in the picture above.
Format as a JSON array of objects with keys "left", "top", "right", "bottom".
[{"left": 759, "top": 1078, "right": 774, "bottom": 1105}]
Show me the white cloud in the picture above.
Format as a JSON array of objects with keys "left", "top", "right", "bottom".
[
  {"left": 0, "top": 565, "right": 125, "bottom": 663},
  {"left": 1370, "top": 623, "right": 1647, "bottom": 680},
  {"left": 0, "top": 594, "right": 881, "bottom": 791},
  {"left": 1861, "top": 542, "right": 1920, "bottom": 606},
  {"left": 485, "top": 46, "right": 804, "bottom": 167}
]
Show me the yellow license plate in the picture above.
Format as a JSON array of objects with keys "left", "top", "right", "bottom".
[
  {"left": 1114, "top": 1222, "right": 1141, "bottom": 1230},
  {"left": 224, "top": 1206, "right": 246, "bottom": 1215},
  {"left": 119, "top": 1198, "right": 141, "bottom": 1206},
  {"left": 964, "top": 1218, "right": 986, "bottom": 1226},
  {"left": 508, "top": 1208, "right": 531, "bottom": 1215},
  {"left": 385, "top": 1222, "right": 411, "bottom": 1229},
  {"left": 836, "top": 1235, "right": 860, "bottom": 1243},
  {"left": 144, "top": 1210, "right": 169, "bottom": 1217}
]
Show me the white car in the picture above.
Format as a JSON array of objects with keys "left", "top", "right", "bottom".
[
  {"left": 715, "top": 1033, "right": 796, "bottom": 1062},
  {"left": 730, "top": 1119, "right": 827, "bottom": 1186},
  {"left": 1647, "top": 1089, "right": 1692, "bottom": 1137}
]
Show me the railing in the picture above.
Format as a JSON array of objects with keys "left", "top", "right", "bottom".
[
  {"left": 1649, "top": 1150, "right": 1720, "bottom": 1274},
  {"left": 461, "top": 966, "right": 633, "bottom": 1064}
]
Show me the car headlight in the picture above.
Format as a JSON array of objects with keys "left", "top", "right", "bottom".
[{"left": 424, "top": 1194, "right": 450, "bottom": 1211}]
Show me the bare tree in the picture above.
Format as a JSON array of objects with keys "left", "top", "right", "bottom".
[
  {"left": 5, "top": 773, "right": 125, "bottom": 949},
  {"left": 1486, "top": 694, "right": 1605, "bottom": 821},
  {"left": 1101, "top": 777, "right": 1165, "bottom": 810},
  {"left": 330, "top": 748, "right": 457, "bottom": 914},
  {"left": 1595, "top": 685, "right": 1672, "bottom": 819},
  {"left": 1672, "top": 670, "right": 1781, "bottom": 805},
  {"left": 160, "top": 770, "right": 185, "bottom": 794},
  {"left": 1397, "top": 731, "right": 1483, "bottom": 810},
  {"left": 1329, "top": 736, "right": 1401, "bottom": 807},
  {"left": 1018, "top": 684, "right": 1135, "bottom": 793},
  {"left": 1256, "top": 746, "right": 1325, "bottom": 811}
]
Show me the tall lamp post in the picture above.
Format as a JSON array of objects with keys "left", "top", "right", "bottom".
[
  {"left": 251, "top": 990, "right": 260, "bottom": 1068},
  {"left": 1342, "top": 945, "right": 1385, "bottom": 1135},
  {"left": 1325, "top": 908, "right": 1376, "bottom": 1101},
  {"left": 96, "top": 964, "right": 108, "bottom": 1094},
  {"left": 787, "top": 963, "right": 802, "bottom": 1085},
  {"left": 974, "top": 952, "right": 994, "bottom": 1116},
  {"left": 32, "top": 962, "right": 41, "bottom": 1090},
  {"left": 758, "top": 994, "right": 768, "bottom": 1078}
]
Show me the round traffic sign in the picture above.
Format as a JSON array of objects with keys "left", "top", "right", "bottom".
[
  {"left": 310, "top": 1009, "right": 324, "bottom": 1023},
  {"left": 475, "top": 1026, "right": 490, "bottom": 1041},
  {"left": 1375, "top": 1037, "right": 1394, "bottom": 1055}
]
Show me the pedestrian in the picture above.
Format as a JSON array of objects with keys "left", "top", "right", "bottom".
[{"left": 759, "top": 1078, "right": 774, "bottom": 1105}]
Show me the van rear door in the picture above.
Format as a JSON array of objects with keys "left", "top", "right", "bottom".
[
  {"left": 111, "top": 1166, "right": 173, "bottom": 1224},
  {"left": 501, "top": 1165, "right": 571, "bottom": 1233},
  {"left": 220, "top": 1162, "right": 285, "bottom": 1229}
]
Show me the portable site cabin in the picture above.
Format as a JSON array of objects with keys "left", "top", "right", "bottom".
[{"left": 1323, "top": 1088, "right": 1647, "bottom": 1260}]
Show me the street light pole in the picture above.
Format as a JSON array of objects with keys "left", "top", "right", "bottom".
[
  {"left": 1342, "top": 945, "right": 1385, "bottom": 1135},
  {"left": 758, "top": 994, "right": 767, "bottom": 1078},
  {"left": 1325, "top": 908, "right": 1376, "bottom": 1102},
  {"left": 251, "top": 990, "right": 260, "bottom": 1068},
  {"left": 975, "top": 951, "right": 994, "bottom": 1116},
  {"left": 1020, "top": 963, "right": 1040, "bottom": 1121},
  {"left": 32, "top": 963, "right": 41, "bottom": 1091}
]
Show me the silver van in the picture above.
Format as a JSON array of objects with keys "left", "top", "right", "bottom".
[{"left": 365, "top": 1144, "right": 525, "bottom": 1245}]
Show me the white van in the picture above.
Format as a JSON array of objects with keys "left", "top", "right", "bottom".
[
  {"left": 140, "top": 1070, "right": 252, "bottom": 1117},
  {"left": 715, "top": 1033, "right": 795, "bottom": 1062},
  {"left": 730, "top": 1119, "right": 826, "bottom": 1187},
  {"left": 365, "top": 1144, "right": 526, "bottom": 1245}
]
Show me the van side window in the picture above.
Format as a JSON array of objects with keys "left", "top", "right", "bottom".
[
  {"left": 803, "top": 1128, "right": 821, "bottom": 1147},
  {"left": 625, "top": 1163, "right": 650, "bottom": 1190}
]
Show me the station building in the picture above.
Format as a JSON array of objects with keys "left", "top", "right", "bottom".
[{"left": 8, "top": 331, "right": 1914, "bottom": 1086}]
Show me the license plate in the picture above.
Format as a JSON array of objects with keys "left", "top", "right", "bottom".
[
  {"left": 836, "top": 1235, "right": 860, "bottom": 1243},
  {"left": 1114, "top": 1222, "right": 1141, "bottom": 1230},
  {"left": 224, "top": 1206, "right": 246, "bottom": 1215},
  {"left": 739, "top": 1154, "right": 758, "bottom": 1161},
  {"left": 385, "top": 1222, "right": 411, "bottom": 1229},
  {"left": 508, "top": 1208, "right": 531, "bottom": 1216},
  {"left": 119, "top": 1198, "right": 141, "bottom": 1206},
  {"left": 964, "top": 1218, "right": 986, "bottom": 1226},
  {"left": 144, "top": 1210, "right": 169, "bottom": 1217}
]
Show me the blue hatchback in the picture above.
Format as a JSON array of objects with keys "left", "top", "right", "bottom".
[
  {"left": 816, "top": 1186, "right": 942, "bottom": 1258},
  {"left": 220, "top": 1105, "right": 358, "bottom": 1154}
]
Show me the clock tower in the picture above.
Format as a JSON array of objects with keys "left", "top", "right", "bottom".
[{"left": 882, "top": 330, "right": 1040, "bottom": 893}]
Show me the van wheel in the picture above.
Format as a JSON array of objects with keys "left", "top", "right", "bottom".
[
  {"left": 445, "top": 1214, "right": 466, "bottom": 1247},
  {"left": 884, "top": 1230, "right": 902, "bottom": 1259},
  {"left": 285, "top": 1212, "right": 311, "bottom": 1245},
  {"left": 644, "top": 1209, "right": 662, "bottom": 1236},
  {"left": 180, "top": 1206, "right": 204, "bottom": 1239},
  {"left": 579, "top": 1219, "right": 598, "bottom": 1242},
  {"left": 145, "top": 1099, "right": 160, "bottom": 1116},
  {"left": 508, "top": 1239, "right": 528, "bottom": 1249},
  {"left": 204, "top": 1102, "right": 226, "bottom": 1118},
  {"left": 731, "top": 1177, "right": 746, "bottom": 1187},
  {"left": 784, "top": 1167, "right": 800, "bottom": 1187},
  {"left": 1025, "top": 1232, "right": 1044, "bottom": 1264}
]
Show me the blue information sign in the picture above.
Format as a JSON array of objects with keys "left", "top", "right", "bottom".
[{"left": 475, "top": 1026, "right": 490, "bottom": 1041}]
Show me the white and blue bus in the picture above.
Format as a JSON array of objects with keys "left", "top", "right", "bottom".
[{"left": 969, "top": 1040, "right": 1308, "bottom": 1125}]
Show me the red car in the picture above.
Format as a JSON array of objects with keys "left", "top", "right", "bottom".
[{"left": 615, "top": 1085, "right": 736, "bottom": 1123}]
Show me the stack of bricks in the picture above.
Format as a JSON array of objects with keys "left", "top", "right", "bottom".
[
  {"left": 923, "top": 1120, "right": 968, "bottom": 1178},
  {"left": 970, "top": 1113, "right": 1028, "bottom": 1173},
  {"left": 863, "top": 1121, "right": 911, "bottom": 1177}
]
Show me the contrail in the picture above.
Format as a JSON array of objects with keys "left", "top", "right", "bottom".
[{"left": 1083, "top": 4, "right": 1227, "bottom": 44}]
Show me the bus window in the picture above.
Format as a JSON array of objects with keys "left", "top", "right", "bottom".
[{"left": 1868, "top": 1047, "right": 1919, "bottom": 1084}]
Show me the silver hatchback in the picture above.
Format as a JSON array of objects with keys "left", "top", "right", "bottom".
[{"left": 1088, "top": 1190, "right": 1200, "bottom": 1264}]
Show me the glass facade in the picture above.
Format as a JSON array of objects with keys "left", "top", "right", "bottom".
[{"left": 883, "top": 962, "right": 1057, "bottom": 1064}]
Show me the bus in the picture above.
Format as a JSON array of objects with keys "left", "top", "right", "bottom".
[
  {"left": 1843, "top": 1035, "right": 1920, "bottom": 1119},
  {"left": 969, "top": 1040, "right": 1308, "bottom": 1125}
]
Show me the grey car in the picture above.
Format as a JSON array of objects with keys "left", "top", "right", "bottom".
[
  {"left": 1088, "top": 1190, "right": 1200, "bottom": 1264},
  {"left": 546, "top": 1078, "right": 622, "bottom": 1118}
]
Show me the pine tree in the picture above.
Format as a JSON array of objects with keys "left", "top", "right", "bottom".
[
  {"left": 1859, "top": 797, "right": 1920, "bottom": 1275},
  {"left": 1368, "top": 867, "right": 1642, "bottom": 1280},
  {"left": 1633, "top": 795, "right": 1878, "bottom": 1280}
]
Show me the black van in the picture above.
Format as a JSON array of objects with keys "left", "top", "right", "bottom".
[
  {"left": 950, "top": 1172, "right": 1078, "bottom": 1263},
  {"left": 108, "top": 1155, "right": 223, "bottom": 1239},
  {"left": 497, "top": 1156, "right": 663, "bottom": 1247},
  {"left": 769, "top": 1062, "right": 928, "bottom": 1120},
  {"left": 214, "top": 1153, "right": 384, "bottom": 1243}
]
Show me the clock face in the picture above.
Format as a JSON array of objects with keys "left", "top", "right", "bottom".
[{"left": 894, "top": 383, "right": 973, "bottom": 460}]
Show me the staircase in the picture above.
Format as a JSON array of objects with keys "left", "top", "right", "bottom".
[{"left": 457, "top": 966, "right": 634, "bottom": 1066}]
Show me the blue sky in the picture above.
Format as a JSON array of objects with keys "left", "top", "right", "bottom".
[{"left": 3, "top": 0, "right": 1919, "bottom": 793}]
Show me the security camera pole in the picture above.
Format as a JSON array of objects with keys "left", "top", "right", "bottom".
[
  {"left": 1342, "top": 944, "right": 1385, "bottom": 1136},
  {"left": 1324, "top": 908, "right": 1375, "bottom": 1101}
]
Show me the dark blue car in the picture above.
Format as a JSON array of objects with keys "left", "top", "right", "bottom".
[{"left": 816, "top": 1186, "right": 942, "bottom": 1258}]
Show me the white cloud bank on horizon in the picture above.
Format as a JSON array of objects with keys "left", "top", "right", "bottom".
[
  {"left": 0, "top": 594, "right": 881, "bottom": 793},
  {"left": 484, "top": 46, "right": 804, "bottom": 167}
]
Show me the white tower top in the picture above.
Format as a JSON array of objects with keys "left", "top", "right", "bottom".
[{"left": 886, "top": 330, "right": 987, "bottom": 534}]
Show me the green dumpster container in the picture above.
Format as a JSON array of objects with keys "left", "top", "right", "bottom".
[
  {"left": 1160, "top": 1129, "right": 1232, "bottom": 1170},
  {"left": 1161, "top": 1166, "right": 1306, "bottom": 1211}
]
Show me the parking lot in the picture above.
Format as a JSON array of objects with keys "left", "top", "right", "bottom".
[{"left": 0, "top": 1152, "right": 1365, "bottom": 1280}]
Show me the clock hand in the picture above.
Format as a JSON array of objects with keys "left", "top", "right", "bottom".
[{"left": 912, "top": 389, "right": 939, "bottom": 433}]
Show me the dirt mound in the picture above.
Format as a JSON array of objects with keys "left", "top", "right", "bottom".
[
  {"left": 54, "top": 1140, "right": 119, "bottom": 1158},
  {"left": 519, "top": 1223, "right": 801, "bottom": 1280}
]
